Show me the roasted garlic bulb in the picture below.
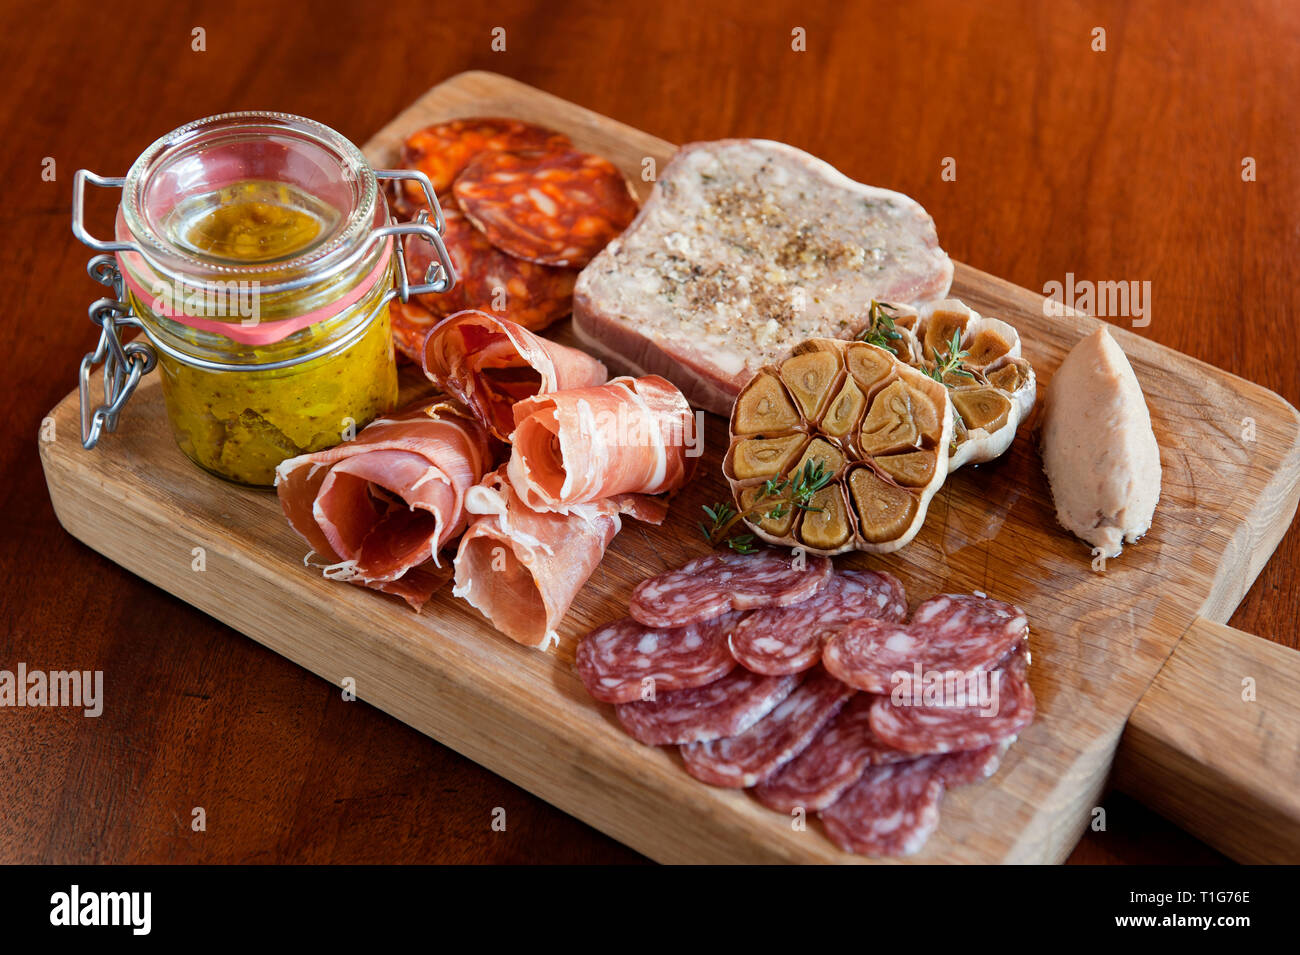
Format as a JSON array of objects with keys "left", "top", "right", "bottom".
[
  {"left": 725, "top": 338, "right": 952, "bottom": 556},
  {"left": 864, "top": 298, "right": 1037, "bottom": 472}
]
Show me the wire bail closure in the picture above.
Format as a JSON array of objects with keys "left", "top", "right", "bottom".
[{"left": 77, "top": 255, "right": 156, "bottom": 449}]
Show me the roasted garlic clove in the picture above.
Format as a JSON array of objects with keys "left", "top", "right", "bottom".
[
  {"left": 922, "top": 308, "right": 970, "bottom": 364},
  {"left": 849, "top": 466, "right": 919, "bottom": 544},
  {"left": 734, "top": 371, "right": 801, "bottom": 434},
  {"left": 724, "top": 337, "right": 952, "bottom": 556},
  {"left": 905, "top": 382, "right": 945, "bottom": 444},
  {"left": 965, "top": 327, "right": 1013, "bottom": 367},
  {"left": 985, "top": 361, "right": 1023, "bottom": 393},
  {"left": 740, "top": 484, "right": 795, "bottom": 536},
  {"left": 858, "top": 379, "right": 919, "bottom": 456},
  {"left": 792, "top": 436, "right": 847, "bottom": 478},
  {"left": 820, "top": 375, "right": 867, "bottom": 438},
  {"left": 780, "top": 350, "right": 841, "bottom": 420},
  {"left": 952, "top": 388, "right": 1012, "bottom": 433},
  {"left": 731, "top": 432, "right": 809, "bottom": 480},
  {"left": 845, "top": 341, "right": 895, "bottom": 392},
  {"left": 874, "top": 449, "right": 939, "bottom": 487},
  {"left": 798, "top": 483, "right": 853, "bottom": 551}
]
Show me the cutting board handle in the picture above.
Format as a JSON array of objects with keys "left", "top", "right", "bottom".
[{"left": 1115, "top": 616, "right": 1300, "bottom": 863}]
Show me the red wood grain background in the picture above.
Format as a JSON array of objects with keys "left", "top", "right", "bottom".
[{"left": 3, "top": 0, "right": 1296, "bottom": 863}]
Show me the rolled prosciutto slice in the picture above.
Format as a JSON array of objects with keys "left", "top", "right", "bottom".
[
  {"left": 422, "top": 309, "right": 608, "bottom": 440},
  {"left": 453, "top": 470, "right": 669, "bottom": 650},
  {"left": 275, "top": 399, "right": 493, "bottom": 610},
  {"left": 507, "top": 374, "right": 698, "bottom": 512}
]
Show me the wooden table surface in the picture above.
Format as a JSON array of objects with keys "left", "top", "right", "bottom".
[{"left": 3, "top": 0, "right": 1295, "bottom": 864}]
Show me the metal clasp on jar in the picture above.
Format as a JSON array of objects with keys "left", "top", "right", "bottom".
[{"left": 69, "top": 165, "right": 455, "bottom": 450}]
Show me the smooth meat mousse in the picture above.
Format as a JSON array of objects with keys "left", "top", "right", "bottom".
[{"left": 1041, "top": 326, "right": 1161, "bottom": 558}]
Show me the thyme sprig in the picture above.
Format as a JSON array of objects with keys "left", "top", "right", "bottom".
[
  {"left": 699, "top": 459, "right": 833, "bottom": 553},
  {"left": 925, "top": 328, "right": 975, "bottom": 386},
  {"left": 857, "top": 300, "right": 903, "bottom": 350}
]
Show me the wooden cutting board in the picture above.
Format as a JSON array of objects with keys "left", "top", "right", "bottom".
[{"left": 40, "top": 72, "right": 1300, "bottom": 864}]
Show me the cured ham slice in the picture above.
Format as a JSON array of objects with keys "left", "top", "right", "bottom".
[
  {"left": 422, "top": 310, "right": 608, "bottom": 441},
  {"left": 507, "top": 375, "right": 697, "bottom": 512},
  {"left": 454, "top": 470, "right": 669, "bottom": 650},
  {"left": 275, "top": 400, "right": 494, "bottom": 610}
]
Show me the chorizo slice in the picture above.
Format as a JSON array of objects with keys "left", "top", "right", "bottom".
[
  {"left": 396, "top": 117, "right": 572, "bottom": 207},
  {"left": 403, "top": 206, "right": 577, "bottom": 338},
  {"left": 453, "top": 149, "right": 639, "bottom": 268}
]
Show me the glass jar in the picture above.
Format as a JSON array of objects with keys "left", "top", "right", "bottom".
[{"left": 71, "top": 111, "right": 454, "bottom": 487}]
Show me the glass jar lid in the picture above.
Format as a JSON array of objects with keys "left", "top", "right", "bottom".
[
  {"left": 120, "top": 111, "right": 380, "bottom": 286},
  {"left": 113, "top": 111, "right": 395, "bottom": 346}
]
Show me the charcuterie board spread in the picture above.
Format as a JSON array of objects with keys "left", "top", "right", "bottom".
[{"left": 42, "top": 72, "right": 1300, "bottom": 863}]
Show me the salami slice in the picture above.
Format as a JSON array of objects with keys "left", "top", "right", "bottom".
[
  {"left": 867, "top": 650, "right": 1035, "bottom": 754},
  {"left": 453, "top": 149, "right": 640, "bottom": 268},
  {"left": 396, "top": 117, "right": 572, "bottom": 204},
  {"left": 823, "top": 593, "right": 1028, "bottom": 694},
  {"left": 615, "top": 669, "right": 801, "bottom": 746},
  {"left": 679, "top": 669, "right": 854, "bottom": 788},
  {"left": 729, "top": 569, "right": 907, "bottom": 675},
  {"left": 630, "top": 551, "right": 833, "bottom": 629},
  {"left": 935, "top": 739, "right": 1013, "bottom": 787},
  {"left": 819, "top": 756, "right": 946, "bottom": 857},
  {"left": 753, "top": 693, "right": 913, "bottom": 812},
  {"left": 574, "top": 612, "right": 741, "bottom": 704},
  {"left": 404, "top": 206, "right": 577, "bottom": 336}
]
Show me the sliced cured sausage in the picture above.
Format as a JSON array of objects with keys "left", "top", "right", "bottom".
[
  {"left": 453, "top": 469, "right": 666, "bottom": 650},
  {"left": 396, "top": 117, "right": 572, "bottom": 204},
  {"left": 752, "top": 693, "right": 911, "bottom": 812},
  {"left": 822, "top": 593, "right": 1028, "bottom": 694},
  {"left": 507, "top": 375, "right": 697, "bottom": 512},
  {"left": 935, "top": 740, "right": 1013, "bottom": 787},
  {"left": 729, "top": 569, "right": 907, "bottom": 675},
  {"left": 817, "top": 739, "right": 1015, "bottom": 856},
  {"left": 453, "top": 149, "right": 639, "bottom": 268},
  {"left": 867, "top": 650, "right": 1035, "bottom": 754},
  {"left": 679, "top": 669, "right": 854, "bottom": 788},
  {"left": 275, "top": 400, "right": 493, "bottom": 610},
  {"left": 389, "top": 301, "right": 441, "bottom": 364},
  {"left": 404, "top": 207, "right": 578, "bottom": 338},
  {"left": 422, "top": 310, "right": 607, "bottom": 440},
  {"left": 575, "top": 612, "right": 742, "bottom": 704},
  {"left": 615, "top": 669, "right": 801, "bottom": 746},
  {"left": 630, "top": 550, "right": 833, "bottom": 629},
  {"left": 819, "top": 756, "right": 946, "bottom": 857}
]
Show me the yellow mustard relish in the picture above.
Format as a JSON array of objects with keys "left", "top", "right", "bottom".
[
  {"left": 175, "top": 179, "right": 332, "bottom": 263},
  {"left": 144, "top": 179, "right": 398, "bottom": 487}
]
